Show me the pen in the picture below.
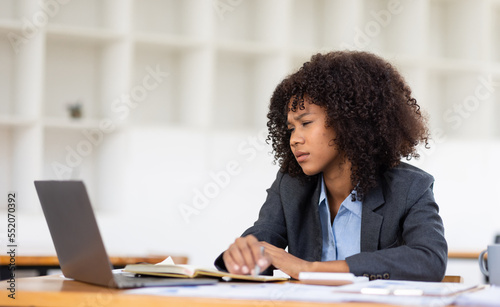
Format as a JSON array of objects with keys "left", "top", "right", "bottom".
[{"left": 253, "top": 246, "right": 264, "bottom": 277}]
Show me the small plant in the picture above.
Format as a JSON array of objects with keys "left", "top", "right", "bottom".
[{"left": 67, "top": 101, "right": 82, "bottom": 119}]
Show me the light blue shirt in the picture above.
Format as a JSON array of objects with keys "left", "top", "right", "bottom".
[{"left": 318, "top": 175, "right": 362, "bottom": 261}]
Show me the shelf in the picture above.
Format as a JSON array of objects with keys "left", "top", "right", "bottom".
[
  {"left": 132, "top": 0, "right": 209, "bottom": 37},
  {"left": 362, "top": 0, "right": 428, "bottom": 56},
  {"left": 217, "top": 40, "right": 281, "bottom": 57},
  {"left": 0, "top": 126, "right": 13, "bottom": 210},
  {"left": 128, "top": 44, "right": 214, "bottom": 128},
  {"left": 0, "top": 115, "right": 37, "bottom": 127},
  {"left": 42, "top": 117, "right": 102, "bottom": 130},
  {"left": 426, "top": 71, "right": 497, "bottom": 139},
  {"left": 215, "top": 0, "right": 285, "bottom": 44},
  {"left": 291, "top": 0, "right": 363, "bottom": 50},
  {"left": 426, "top": 58, "right": 500, "bottom": 75},
  {"left": 212, "top": 53, "right": 257, "bottom": 129},
  {"left": 42, "top": 128, "right": 99, "bottom": 184},
  {"left": 290, "top": 0, "right": 327, "bottom": 49},
  {"left": 495, "top": 90, "right": 500, "bottom": 138},
  {"left": 128, "top": 45, "right": 181, "bottom": 125},
  {"left": 0, "top": 35, "right": 16, "bottom": 115},
  {"left": 46, "top": 24, "right": 124, "bottom": 44},
  {"left": 43, "top": 38, "right": 109, "bottom": 120},
  {"left": 0, "top": 19, "right": 21, "bottom": 32},
  {"left": 133, "top": 32, "right": 205, "bottom": 50},
  {"left": 429, "top": 0, "right": 489, "bottom": 61},
  {"left": 384, "top": 54, "right": 427, "bottom": 69},
  {"left": 0, "top": 0, "right": 18, "bottom": 20},
  {"left": 211, "top": 52, "right": 286, "bottom": 129},
  {"left": 47, "top": 0, "right": 115, "bottom": 30},
  {"left": 493, "top": 4, "right": 500, "bottom": 62},
  {"left": 290, "top": 46, "right": 323, "bottom": 61}
]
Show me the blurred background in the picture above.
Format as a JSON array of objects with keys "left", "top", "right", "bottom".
[{"left": 0, "top": 0, "right": 499, "bottom": 283}]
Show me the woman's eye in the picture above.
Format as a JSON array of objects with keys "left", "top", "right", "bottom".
[{"left": 303, "top": 121, "right": 312, "bottom": 126}]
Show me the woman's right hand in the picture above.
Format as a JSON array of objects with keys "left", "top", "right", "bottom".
[{"left": 222, "top": 235, "right": 270, "bottom": 275}]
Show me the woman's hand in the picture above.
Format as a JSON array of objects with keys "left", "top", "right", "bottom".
[
  {"left": 222, "top": 235, "right": 270, "bottom": 275},
  {"left": 222, "top": 235, "right": 313, "bottom": 279},
  {"left": 223, "top": 236, "right": 350, "bottom": 279},
  {"left": 259, "top": 242, "right": 313, "bottom": 279}
]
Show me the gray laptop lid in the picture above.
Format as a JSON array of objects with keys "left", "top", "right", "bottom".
[
  {"left": 35, "top": 181, "right": 121, "bottom": 287},
  {"left": 34, "top": 180, "right": 217, "bottom": 288}
]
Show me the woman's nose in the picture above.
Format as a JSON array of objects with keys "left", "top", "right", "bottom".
[{"left": 290, "top": 131, "right": 304, "bottom": 146}]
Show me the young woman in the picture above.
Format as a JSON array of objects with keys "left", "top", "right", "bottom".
[{"left": 214, "top": 51, "right": 447, "bottom": 281}]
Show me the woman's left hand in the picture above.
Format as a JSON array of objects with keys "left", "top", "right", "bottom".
[{"left": 260, "top": 241, "right": 313, "bottom": 279}]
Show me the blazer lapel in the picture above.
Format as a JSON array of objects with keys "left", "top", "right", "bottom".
[
  {"left": 360, "top": 183, "right": 385, "bottom": 252},
  {"left": 309, "top": 176, "right": 323, "bottom": 261}
]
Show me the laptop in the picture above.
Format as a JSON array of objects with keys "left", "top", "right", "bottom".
[{"left": 34, "top": 180, "right": 217, "bottom": 288}]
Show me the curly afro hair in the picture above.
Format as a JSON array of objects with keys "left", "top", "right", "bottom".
[{"left": 267, "top": 51, "right": 429, "bottom": 200}]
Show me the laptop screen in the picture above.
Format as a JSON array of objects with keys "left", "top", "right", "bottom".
[{"left": 35, "top": 181, "right": 116, "bottom": 287}]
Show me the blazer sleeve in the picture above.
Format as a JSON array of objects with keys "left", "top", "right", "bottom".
[
  {"left": 345, "top": 172, "right": 448, "bottom": 281},
  {"left": 214, "top": 172, "right": 289, "bottom": 273}
]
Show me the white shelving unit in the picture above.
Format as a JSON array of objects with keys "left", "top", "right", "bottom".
[
  {"left": 1, "top": 0, "right": 499, "bottom": 273},
  {"left": 0, "top": 0, "right": 499, "bottom": 197}
]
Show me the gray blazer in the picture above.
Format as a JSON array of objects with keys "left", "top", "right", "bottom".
[{"left": 215, "top": 162, "right": 447, "bottom": 281}]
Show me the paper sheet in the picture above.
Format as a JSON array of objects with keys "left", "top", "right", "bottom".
[
  {"left": 453, "top": 285, "right": 500, "bottom": 306},
  {"left": 331, "top": 279, "right": 479, "bottom": 296},
  {"left": 154, "top": 256, "right": 175, "bottom": 266},
  {"left": 125, "top": 281, "right": 460, "bottom": 306}
]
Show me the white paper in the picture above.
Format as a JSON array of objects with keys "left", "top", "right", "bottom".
[
  {"left": 154, "top": 256, "right": 175, "bottom": 266},
  {"left": 299, "top": 272, "right": 368, "bottom": 283},
  {"left": 126, "top": 283, "right": 347, "bottom": 302},
  {"left": 273, "top": 269, "right": 290, "bottom": 278},
  {"left": 125, "top": 281, "right": 457, "bottom": 306},
  {"left": 453, "top": 285, "right": 500, "bottom": 306},
  {"left": 332, "top": 279, "right": 478, "bottom": 296}
]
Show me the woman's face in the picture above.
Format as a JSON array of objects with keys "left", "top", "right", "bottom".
[{"left": 287, "top": 98, "right": 343, "bottom": 177}]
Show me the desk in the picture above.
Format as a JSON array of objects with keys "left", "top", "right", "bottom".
[
  {"left": 0, "top": 255, "right": 188, "bottom": 280},
  {"left": 0, "top": 275, "right": 404, "bottom": 307},
  {"left": 448, "top": 251, "right": 481, "bottom": 260}
]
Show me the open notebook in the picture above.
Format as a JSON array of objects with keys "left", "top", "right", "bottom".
[{"left": 124, "top": 257, "right": 288, "bottom": 282}]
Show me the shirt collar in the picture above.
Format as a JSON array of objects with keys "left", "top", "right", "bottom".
[{"left": 318, "top": 175, "right": 362, "bottom": 218}]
